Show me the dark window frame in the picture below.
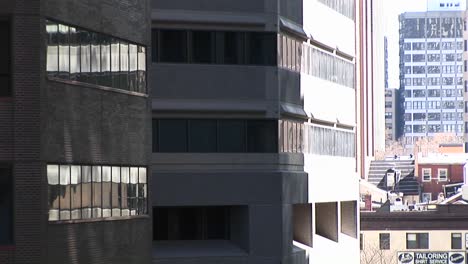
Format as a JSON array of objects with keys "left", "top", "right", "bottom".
[
  {"left": 0, "top": 19, "right": 12, "bottom": 97},
  {"left": 379, "top": 233, "right": 390, "bottom": 250},
  {"left": 406, "top": 233, "right": 429, "bottom": 249},
  {"left": 0, "top": 165, "right": 13, "bottom": 245},
  {"left": 451, "top": 233, "right": 462, "bottom": 249}
]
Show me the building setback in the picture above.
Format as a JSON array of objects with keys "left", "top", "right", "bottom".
[
  {"left": 0, "top": 0, "right": 151, "bottom": 263},
  {"left": 150, "top": 0, "right": 364, "bottom": 263},
  {"left": 399, "top": 11, "right": 465, "bottom": 148}
]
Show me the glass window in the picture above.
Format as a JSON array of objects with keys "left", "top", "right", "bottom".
[
  {"left": 69, "top": 27, "right": 80, "bottom": 81},
  {"left": 46, "top": 21, "right": 58, "bottom": 78},
  {"left": 223, "top": 32, "right": 244, "bottom": 64},
  {"left": 78, "top": 29, "right": 91, "bottom": 83},
  {"left": 246, "top": 120, "right": 278, "bottom": 153},
  {"left": 129, "top": 44, "right": 138, "bottom": 92},
  {"left": 192, "top": 31, "right": 214, "bottom": 63},
  {"left": 70, "top": 165, "right": 81, "bottom": 220},
  {"left": 438, "top": 169, "right": 448, "bottom": 181},
  {"left": 188, "top": 120, "right": 217, "bottom": 152},
  {"left": 59, "top": 165, "right": 71, "bottom": 220},
  {"left": 82, "top": 166, "right": 92, "bottom": 219},
  {"left": 47, "top": 165, "right": 60, "bottom": 221},
  {"left": 0, "top": 167, "right": 13, "bottom": 244},
  {"left": 120, "top": 41, "right": 129, "bottom": 90},
  {"left": 129, "top": 167, "right": 138, "bottom": 216},
  {"left": 379, "top": 233, "right": 390, "bottom": 250},
  {"left": 406, "top": 233, "right": 429, "bottom": 249},
  {"left": 138, "top": 167, "right": 147, "bottom": 215},
  {"left": 451, "top": 233, "right": 462, "bottom": 249},
  {"left": 92, "top": 165, "right": 102, "bottom": 218},
  {"left": 100, "top": 35, "right": 112, "bottom": 87},
  {"left": 159, "top": 30, "right": 187, "bottom": 62},
  {"left": 218, "top": 120, "right": 245, "bottom": 152},
  {"left": 158, "top": 120, "right": 188, "bottom": 152},
  {"left": 110, "top": 38, "right": 120, "bottom": 89},
  {"left": 245, "top": 32, "right": 277, "bottom": 66},
  {"left": 121, "top": 167, "right": 130, "bottom": 216},
  {"left": 102, "top": 166, "right": 111, "bottom": 217},
  {"left": 137, "top": 46, "right": 146, "bottom": 93},
  {"left": 90, "top": 32, "right": 101, "bottom": 85},
  {"left": 58, "top": 24, "right": 70, "bottom": 80},
  {"left": 111, "top": 166, "right": 121, "bottom": 217}
]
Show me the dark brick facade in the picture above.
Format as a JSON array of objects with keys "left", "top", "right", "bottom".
[{"left": 0, "top": 0, "right": 151, "bottom": 263}]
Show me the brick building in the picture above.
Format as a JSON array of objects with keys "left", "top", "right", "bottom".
[
  {"left": 417, "top": 154, "right": 467, "bottom": 202},
  {"left": 0, "top": 0, "right": 151, "bottom": 263}
]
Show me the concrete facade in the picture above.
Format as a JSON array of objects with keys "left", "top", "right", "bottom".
[
  {"left": 0, "top": 0, "right": 152, "bottom": 263},
  {"left": 151, "top": 0, "right": 361, "bottom": 263}
]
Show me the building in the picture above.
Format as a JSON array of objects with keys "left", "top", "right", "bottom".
[
  {"left": 151, "top": 0, "right": 362, "bottom": 263},
  {"left": 0, "top": 1, "right": 151, "bottom": 263},
  {"left": 416, "top": 153, "right": 467, "bottom": 202},
  {"left": 361, "top": 205, "right": 468, "bottom": 264},
  {"left": 399, "top": 10, "right": 465, "bottom": 148},
  {"left": 385, "top": 88, "right": 399, "bottom": 141}
]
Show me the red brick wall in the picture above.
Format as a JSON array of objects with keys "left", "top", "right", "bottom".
[{"left": 418, "top": 164, "right": 464, "bottom": 199}]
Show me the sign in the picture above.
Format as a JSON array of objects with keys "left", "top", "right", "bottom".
[{"left": 397, "top": 252, "right": 465, "bottom": 264}]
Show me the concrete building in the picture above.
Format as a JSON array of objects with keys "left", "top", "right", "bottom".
[
  {"left": 361, "top": 205, "right": 468, "bottom": 264},
  {"left": 151, "top": 0, "right": 362, "bottom": 263},
  {"left": 0, "top": 0, "right": 151, "bottom": 263},
  {"left": 399, "top": 10, "right": 465, "bottom": 148},
  {"left": 385, "top": 88, "right": 399, "bottom": 141}
]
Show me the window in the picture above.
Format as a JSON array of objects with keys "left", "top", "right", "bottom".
[
  {"left": 341, "top": 201, "right": 357, "bottom": 238},
  {"left": 422, "top": 168, "right": 431, "bottom": 182},
  {"left": 452, "top": 233, "right": 462, "bottom": 249},
  {"left": 438, "top": 168, "right": 448, "bottom": 181},
  {"left": 47, "top": 164, "right": 147, "bottom": 221},
  {"left": 0, "top": 21, "right": 9, "bottom": 93},
  {"left": 315, "top": 202, "right": 338, "bottom": 242},
  {"left": 293, "top": 204, "right": 313, "bottom": 247},
  {"left": 318, "top": 0, "right": 355, "bottom": 20},
  {"left": 46, "top": 20, "right": 147, "bottom": 94},
  {"left": 0, "top": 166, "right": 12, "bottom": 244},
  {"left": 153, "top": 119, "right": 278, "bottom": 153},
  {"left": 406, "top": 233, "right": 429, "bottom": 249},
  {"left": 154, "top": 207, "right": 230, "bottom": 240},
  {"left": 379, "top": 233, "right": 390, "bottom": 250},
  {"left": 152, "top": 29, "right": 277, "bottom": 66},
  {"left": 304, "top": 124, "right": 355, "bottom": 157},
  {"left": 360, "top": 234, "right": 363, "bottom": 250}
]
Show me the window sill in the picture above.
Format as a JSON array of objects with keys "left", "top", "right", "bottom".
[
  {"left": 48, "top": 214, "right": 150, "bottom": 225},
  {"left": 47, "top": 77, "right": 148, "bottom": 98},
  {"left": 152, "top": 240, "right": 247, "bottom": 259}
]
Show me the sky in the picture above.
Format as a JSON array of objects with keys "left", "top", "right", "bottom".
[{"left": 384, "top": 0, "right": 427, "bottom": 88}]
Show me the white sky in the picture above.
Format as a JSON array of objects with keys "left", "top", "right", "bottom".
[{"left": 383, "top": 0, "right": 427, "bottom": 88}]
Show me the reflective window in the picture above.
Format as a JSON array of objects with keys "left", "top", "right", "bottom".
[
  {"left": 406, "top": 233, "right": 429, "bottom": 249},
  {"left": 192, "top": 31, "right": 214, "bottom": 63},
  {"left": 46, "top": 20, "right": 147, "bottom": 94},
  {"left": 47, "top": 164, "right": 148, "bottom": 221},
  {"left": 303, "top": 124, "right": 355, "bottom": 157},
  {"left": 0, "top": 166, "right": 13, "bottom": 244},
  {"left": 0, "top": 21, "right": 10, "bottom": 95},
  {"left": 154, "top": 119, "right": 278, "bottom": 153}
]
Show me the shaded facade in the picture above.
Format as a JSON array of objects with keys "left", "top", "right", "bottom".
[
  {"left": 151, "top": 0, "right": 361, "bottom": 263},
  {"left": 0, "top": 0, "right": 151, "bottom": 263}
]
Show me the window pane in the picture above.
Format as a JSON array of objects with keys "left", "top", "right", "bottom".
[
  {"left": 78, "top": 29, "right": 91, "bottom": 83},
  {"left": 59, "top": 165, "right": 71, "bottom": 220},
  {"left": 138, "top": 167, "right": 147, "bottom": 215},
  {"left": 192, "top": 31, "right": 214, "bottom": 63},
  {"left": 70, "top": 165, "right": 81, "bottom": 220},
  {"left": 452, "top": 233, "right": 462, "bottom": 249},
  {"left": 121, "top": 167, "right": 130, "bottom": 216},
  {"left": 0, "top": 167, "right": 13, "bottom": 244},
  {"left": 188, "top": 120, "right": 217, "bottom": 152},
  {"left": 159, "top": 30, "right": 187, "bottom": 62},
  {"left": 69, "top": 27, "right": 80, "bottom": 81},
  {"left": 420, "top": 233, "right": 429, "bottom": 248},
  {"left": 92, "top": 166, "right": 102, "bottom": 218},
  {"left": 158, "top": 120, "right": 188, "bottom": 152},
  {"left": 218, "top": 120, "right": 245, "bottom": 152},
  {"left": 223, "top": 32, "right": 244, "bottom": 64},
  {"left": 81, "top": 166, "right": 92, "bottom": 219},
  {"left": 111, "top": 166, "right": 121, "bottom": 217},
  {"left": 47, "top": 165, "right": 60, "bottom": 221},
  {"left": 120, "top": 41, "right": 129, "bottom": 91},
  {"left": 58, "top": 24, "right": 70, "bottom": 79},
  {"left": 246, "top": 120, "right": 278, "bottom": 153},
  {"left": 90, "top": 32, "right": 101, "bottom": 85},
  {"left": 151, "top": 29, "right": 158, "bottom": 62},
  {"left": 129, "top": 167, "right": 139, "bottom": 216},
  {"left": 137, "top": 46, "right": 146, "bottom": 93},
  {"left": 100, "top": 36, "right": 111, "bottom": 87},
  {"left": 102, "top": 166, "right": 111, "bottom": 217},
  {"left": 111, "top": 38, "right": 120, "bottom": 89},
  {"left": 46, "top": 21, "right": 58, "bottom": 77},
  {"left": 129, "top": 44, "right": 138, "bottom": 91}
]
